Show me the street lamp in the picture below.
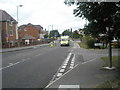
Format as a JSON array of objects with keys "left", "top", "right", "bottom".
[
  {"left": 17, "top": 5, "right": 22, "bottom": 47},
  {"left": 17, "top": 5, "right": 23, "bottom": 22},
  {"left": 48, "top": 25, "right": 53, "bottom": 38}
]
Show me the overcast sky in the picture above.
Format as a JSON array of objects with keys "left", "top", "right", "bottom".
[{"left": 0, "top": 0, "right": 86, "bottom": 33}]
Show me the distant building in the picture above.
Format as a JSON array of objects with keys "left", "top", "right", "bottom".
[
  {"left": 18, "top": 23, "right": 46, "bottom": 45},
  {"left": 0, "top": 9, "right": 18, "bottom": 48}
]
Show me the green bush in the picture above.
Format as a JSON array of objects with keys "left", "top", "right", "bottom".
[
  {"left": 86, "top": 37, "right": 96, "bottom": 48},
  {"left": 112, "top": 43, "right": 120, "bottom": 48}
]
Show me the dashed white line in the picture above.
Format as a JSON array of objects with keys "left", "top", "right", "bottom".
[
  {"left": 46, "top": 52, "right": 73, "bottom": 88},
  {"left": 62, "top": 65, "right": 67, "bottom": 69},
  {"left": 57, "top": 73, "right": 63, "bottom": 77},
  {"left": 14, "top": 61, "right": 20, "bottom": 65},
  {"left": 59, "top": 69, "right": 65, "bottom": 73},
  {"left": 64, "top": 63, "right": 67, "bottom": 66},
  {"left": 69, "top": 54, "right": 75, "bottom": 69},
  {"left": 1, "top": 57, "right": 31, "bottom": 71}
]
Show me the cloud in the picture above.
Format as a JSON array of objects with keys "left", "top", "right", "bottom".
[{"left": 0, "top": 0, "right": 86, "bottom": 33}]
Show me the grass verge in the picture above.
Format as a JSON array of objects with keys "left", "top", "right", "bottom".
[
  {"left": 95, "top": 78, "right": 120, "bottom": 88},
  {"left": 95, "top": 56, "right": 119, "bottom": 88},
  {"left": 101, "top": 56, "right": 120, "bottom": 69},
  {"left": 78, "top": 42, "right": 88, "bottom": 49}
]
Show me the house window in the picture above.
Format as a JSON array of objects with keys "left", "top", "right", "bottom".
[{"left": 9, "top": 30, "right": 14, "bottom": 36}]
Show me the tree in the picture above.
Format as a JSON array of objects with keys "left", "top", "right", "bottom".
[
  {"left": 62, "top": 29, "right": 71, "bottom": 36},
  {"left": 65, "top": 2, "right": 120, "bottom": 39},
  {"left": 65, "top": 1, "right": 120, "bottom": 68},
  {"left": 72, "top": 30, "right": 80, "bottom": 39},
  {"left": 49, "top": 30, "right": 60, "bottom": 38}
]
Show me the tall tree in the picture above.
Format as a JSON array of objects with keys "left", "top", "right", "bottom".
[
  {"left": 65, "top": 1, "right": 120, "bottom": 68},
  {"left": 62, "top": 29, "right": 71, "bottom": 36}
]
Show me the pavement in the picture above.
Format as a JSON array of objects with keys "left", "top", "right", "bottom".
[
  {"left": 0, "top": 43, "right": 50, "bottom": 53},
  {"left": 45, "top": 42, "right": 118, "bottom": 89}
]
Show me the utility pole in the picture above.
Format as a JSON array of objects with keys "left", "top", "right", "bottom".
[{"left": 17, "top": 5, "right": 22, "bottom": 47}]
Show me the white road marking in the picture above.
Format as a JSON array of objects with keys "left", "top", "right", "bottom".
[
  {"left": 69, "top": 54, "right": 75, "bottom": 69},
  {"left": 46, "top": 52, "right": 72, "bottom": 88},
  {"left": 0, "top": 57, "right": 32, "bottom": 71},
  {"left": 70, "top": 63, "right": 74, "bottom": 66},
  {"left": 81, "top": 58, "right": 97, "bottom": 64},
  {"left": 70, "top": 65, "right": 74, "bottom": 68},
  {"left": 59, "top": 85, "right": 80, "bottom": 89},
  {"left": 64, "top": 63, "right": 67, "bottom": 66},
  {"left": 57, "top": 73, "right": 63, "bottom": 77},
  {"left": 59, "top": 69, "right": 65, "bottom": 73},
  {"left": 9, "top": 63, "right": 13, "bottom": 66},
  {"left": 14, "top": 62, "right": 20, "bottom": 65},
  {"left": 62, "top": 65, "right": 66, "bottom": 69},
  {"left": 46, "top": 55, "right": 97, "bottom": 88},
  {"left": 1, "top": 62, "right": 20, "bottom": 70}
]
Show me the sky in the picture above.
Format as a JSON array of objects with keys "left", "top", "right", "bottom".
[{"left": 0, "top": 0, "right": 86, "bottom": 33}]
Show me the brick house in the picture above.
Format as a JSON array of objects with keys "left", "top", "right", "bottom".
[
  {"left": 18, "top": 23, "right": 46, "bottom": 45},
  {"left": 0, "top": 9, "right": 18, "bottom": 48}
]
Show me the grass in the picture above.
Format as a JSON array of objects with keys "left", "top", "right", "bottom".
[
  {"left": 95, "top": 78, "right": 120, "bottom": 88},
  {"left": 101, "top": 56, "right": 120, "bottom": 69},
  {"left": 78, "top": 42, "right": 88, "bottom": 49},
  {"left": 95, "top": 55, "right": 120, "bottom": 88}
]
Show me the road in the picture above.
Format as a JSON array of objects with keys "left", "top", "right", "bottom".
[
  {"left": 2, "top": 41, "right": 73, "bottom": 88},
  {"left": 2, "top": 40, "right": 119, "bottom": 89}
]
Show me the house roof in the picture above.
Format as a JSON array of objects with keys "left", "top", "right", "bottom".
[
  {"left": 34, "top": 25, "right": 43, "bottom": 30},
  {"left": 0, "top": 9, "right": 17, "bottom": 23},
  {"left": 22, "top": 35, "right": 35, "bottom": 40},
  {"left": 19, "top": 23, "right": 45, "bottom": 33}
]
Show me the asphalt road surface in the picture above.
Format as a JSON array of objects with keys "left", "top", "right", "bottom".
[
  {"left": 2, "top": 41, "right": 119, "bottom": 89},
  {"left": 2, "top": 41, "right": 73, "bottom": 88}
]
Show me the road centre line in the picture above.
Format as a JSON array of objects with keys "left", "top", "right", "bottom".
[
  {"left": 0, "top": 57, "right": 31, "bottom": 71},
  {"left": 0, "top": 61, "right": 20, "bottom": 70}
]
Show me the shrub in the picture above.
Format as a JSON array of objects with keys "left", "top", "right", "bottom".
[{"left": 86, "top": 37, "right": 96, "bottom": 48}]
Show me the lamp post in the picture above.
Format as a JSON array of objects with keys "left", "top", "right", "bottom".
[
  {"left": 17, "top": 5, "right": 22, "bottom": 22},
  {"left": 17, "top": 5, "right": 22, "bottom": 47}
]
